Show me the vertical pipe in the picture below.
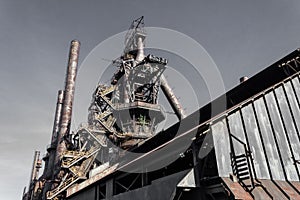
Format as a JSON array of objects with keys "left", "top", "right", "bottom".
[
  {"left": 41, "top": 91, "right": 64, "bottom": 199},
  {"left": 135, "top": 36, "right": 145, "bottom": 62},
  {"left": 29, "top": 151, "right": 41, "bottom": 185},
  {"left": 160, "top": 75, "right": 186, "bottom": 120},
  {"left": 44, "top": 90, "right": 64, "bottom": 179},
  {"left": 51, "top": 90, "right": 65, "bottom": 147},
  {"left": 28, "top": 151, "right": 41, "bottom": 200},
  {"left": 123, "top": 72, "right": 130, "bottom": 103},
  {"left": 55, "top": 40, "right": 80, "bottom": 168}
]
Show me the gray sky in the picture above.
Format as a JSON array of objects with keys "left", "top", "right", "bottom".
[{"left": 1, "top": 0, "right": 300, "bottom": 199}]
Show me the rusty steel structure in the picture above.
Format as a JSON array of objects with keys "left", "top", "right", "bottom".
[
  {"left": 42, "top": 90, "right": 64, "bottom": 199},
  {"left": 23, "top": 151, "right": 42, "bottom": 200},
  {"left": 55, "top": 40, "right": 80, "bottom": 167},
  {"left": 22, "top": 17, "right": 300, "bottom": 200}
]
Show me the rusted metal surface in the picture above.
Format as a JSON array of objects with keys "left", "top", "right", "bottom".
[
  {"left": 290, "top": 181, "right": 300, "bottom": 195},
  {"left": 259, "top": 180, "right": 289, "bottom": 200},
  {"left": 223, "top": 177, "right": 300, "bottom": 199},
  {"left": 55, "top": 40, "right": 80, "bottom": 167},
  {"left": 160, "top": 74, "right": 186, "bottom": 120},
  {"left": 26, "top": 151, "right": 42, "bottom": 200},
  {"left": 252, "top": 187, "right": 272, "bottom": 200},
  {"left": 221, "top": 177, "right": 253, "bottom": 200},
  {"left": 84, "top": 18, "right": 168, "bottom": 149},
  {"left": 275, "top": 180, "right": 300, "bottom": 199}
]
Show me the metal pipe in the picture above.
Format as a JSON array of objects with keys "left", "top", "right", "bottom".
[
  {"left": 28, "top": 151, "right": 41, "bottom": 199},
  {"left": 29, "top": 151, "right": 41, "bottom": 184},
  {"left": 52, "top": 90, "right": 65, "bottom": 146},
  {"left": 55, "top": 40, "right": 80, "bottom": 168},
  {"left": 160, "top": 75, "right": 186, "bottom": 120},
  {"left": 135, "top": 36, "right": 145, "bottom": 62},
  {"left": 40, "top": 91, "right": 64, "bottom": 199},
  {"left": 44, "top": 90, "right": 64, "bottom": 179}
]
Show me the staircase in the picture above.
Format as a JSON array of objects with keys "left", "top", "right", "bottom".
[
  {"left": 229, "top": 133, "right": 254, "bottom": 191},
  {"left": 232, "top": 153, "right": 250, "bottom": 181}
]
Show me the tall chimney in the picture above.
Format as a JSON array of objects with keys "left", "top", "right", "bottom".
[
  {"left": 55, "top": 40, "right": 80, "bottom": 168},
  {"left": 29, "top": 151, "right": 41, "bottom": 183},
  {"left": 160, "top": 75, "right": 186, "bottom": 120},
  {"left": 44, "top": 90, "right": 64, "bottom": 179},
  {"left": 28, "top": 151, "right": 42, "bottom": 198}
]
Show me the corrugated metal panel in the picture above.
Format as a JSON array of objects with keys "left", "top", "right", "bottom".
[
  {"left": 241, "top": 103, "right": 270, "bottom": 179},
  {"left": 211, "top": 118, "right": 232, "bottom": 177},
  {"left": 292, "top": 76, "right": 300, "bottom": 102},
  {"left": 275, "top": 85, "right": 300, "bottom": 174},
  {"left": 253, "top": 97, "right": 285, "bottom": 180},
  {"left": 213, "top": 74, "right": 300, "bottom": 182},
  {"left": 265, "top": 91, "right": 298, "bottom": 181},
  {"left": 228, "top": 111, "right": 247, "bottom": 156},
  {"left": 284, "top": 80, "right": 300, "bottom": 163},
  {"left": 285, "top": 80, "right": 300, "bottom": 135}
]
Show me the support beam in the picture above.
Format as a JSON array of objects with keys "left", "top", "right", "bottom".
[{"left": 160, "top": 75, "right": 186, "bottom": 120}]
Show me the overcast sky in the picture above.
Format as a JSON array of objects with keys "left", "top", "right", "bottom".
[{"left": 1, "top": 0, "right": 300, "bottom": 199}]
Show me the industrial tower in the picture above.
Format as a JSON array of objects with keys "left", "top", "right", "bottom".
[{"left": 23, "top": 16, "right": 185, "bottom": 200}]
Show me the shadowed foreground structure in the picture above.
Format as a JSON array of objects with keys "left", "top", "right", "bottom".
[{"left": 64, "top": 49, "right": 300, "bottom": 200}]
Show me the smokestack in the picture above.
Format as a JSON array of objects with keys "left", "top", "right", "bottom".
[
  {"left": 160, "top": 75, "right": 186, "bottom": 120},
  {"left": 43, "top": 90, "right": 64, "bottom": 179},
  {"left": 29, "top": 151, "right": 41, "bottom": 183},
  {"left": 51, "top": 90, "right": 65, "bottom": 146},
  {"left": 28, "top": 151, "right": 42, "bottom": 197},
  {"left": 55, "top": 40, "right": 80, "bottom": 168}
]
